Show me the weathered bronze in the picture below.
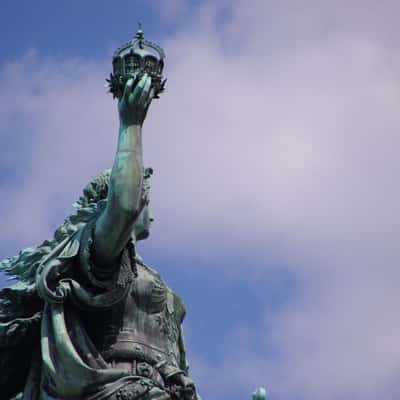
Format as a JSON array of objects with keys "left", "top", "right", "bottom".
[{"left": 0, "top": 28, "right": 198, "bottom": 400}]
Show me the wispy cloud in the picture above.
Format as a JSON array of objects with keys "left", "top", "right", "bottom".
[{"left": 1, "top": 1, "right": 400, "bottom": 399}]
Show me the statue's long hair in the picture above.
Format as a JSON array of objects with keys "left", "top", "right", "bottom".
[{"left": 0, "top": 170, "right": 111, "bottom": 286}]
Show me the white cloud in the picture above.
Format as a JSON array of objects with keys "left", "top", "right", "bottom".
[
  {"left": 1, "top": 1, "right": 400, "bottom": 399},
  {"left": 0, "top": 52, "right": 116, "bottom": 248}
]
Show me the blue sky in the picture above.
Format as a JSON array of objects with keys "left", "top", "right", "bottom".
[{"left": 1, "top": 1, "right": 400, "bottom": 399}]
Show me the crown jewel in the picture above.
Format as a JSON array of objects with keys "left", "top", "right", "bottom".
[{"left": 107, "top": 24, "right": 166, "bottom": 99}]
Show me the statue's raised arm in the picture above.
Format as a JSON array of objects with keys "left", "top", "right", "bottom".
[{"left": 93, "top": 73, "right": 153, "bottom": 269}]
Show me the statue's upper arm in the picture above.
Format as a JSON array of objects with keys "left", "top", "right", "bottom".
[{"left": 78, "top": 217, "right": 121, "bottom": 286}]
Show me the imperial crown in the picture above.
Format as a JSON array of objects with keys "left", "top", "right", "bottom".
[{"left": 107, "top": 24, "right": 166, "bottom": 99}]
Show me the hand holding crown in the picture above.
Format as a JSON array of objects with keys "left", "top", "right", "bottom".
[
  {"left": 107, "top": 23, "right": 166, "bottom": 128},
  {"left": 118, "top": 73, "right": 153, "bottom": 127}
]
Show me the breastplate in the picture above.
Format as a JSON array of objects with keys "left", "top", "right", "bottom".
[{"left": 86, "top": 262, "right": 186, "bottom": 369}]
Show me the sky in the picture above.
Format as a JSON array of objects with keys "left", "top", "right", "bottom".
[{"left": 1, "top": 1, "right": 400, "bottom": 399}]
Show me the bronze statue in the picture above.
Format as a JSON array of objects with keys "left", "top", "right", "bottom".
[{"left": 0, "top": 27, "right": 199, "bottom": 400}]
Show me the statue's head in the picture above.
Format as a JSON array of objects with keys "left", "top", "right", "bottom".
[{"left": 107, "top": 24, "right": 166, "bottom": 99}]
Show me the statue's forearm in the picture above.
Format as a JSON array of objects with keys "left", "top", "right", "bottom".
[
  {"left": 110, "top": 124, "right": 143, "bottom": 213},
  {"left": 93, "top": 123, "right": 143, "bottom": 266}
]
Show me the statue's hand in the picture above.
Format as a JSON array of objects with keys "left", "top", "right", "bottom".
[{"left": 118, "top": 73, "right": 153, "bottom": 127}]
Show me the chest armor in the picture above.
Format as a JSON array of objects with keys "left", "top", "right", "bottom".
[{"left": 81, "top": 255, "right": 186, "bottom": 370}]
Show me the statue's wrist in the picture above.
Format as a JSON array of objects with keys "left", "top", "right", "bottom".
[
  {"left": 119, "top": 122, "right": 143, "bottom": 133},
  {"left": 118, "top": 113, "right": 145, "bottom": 129}
]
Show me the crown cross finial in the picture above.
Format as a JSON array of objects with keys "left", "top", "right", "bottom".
[{"left": 136, "top": 21, "right": 144, "bottom": 46}]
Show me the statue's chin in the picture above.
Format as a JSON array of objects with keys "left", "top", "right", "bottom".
[{"left": 137, "top": 230, "right": 150, "bottom": 241}]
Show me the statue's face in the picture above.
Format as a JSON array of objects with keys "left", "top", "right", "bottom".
[{"left": 133, "top": 203, "right": 153, "bottom": 241}]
